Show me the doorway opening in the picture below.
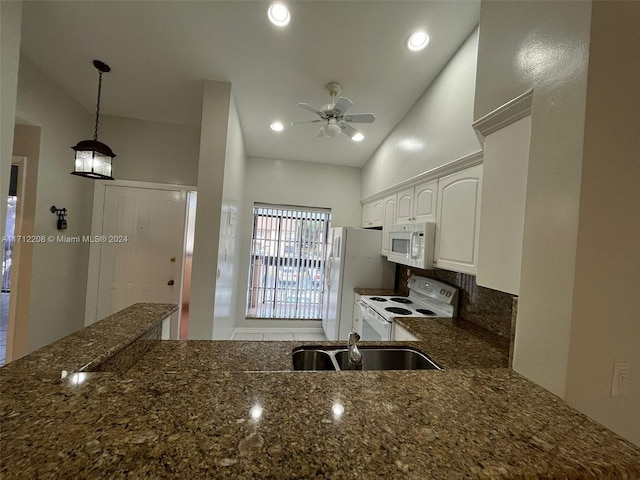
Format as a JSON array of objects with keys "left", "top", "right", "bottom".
[{"left": 1, "top": 166, "right": 19, "bottom": 365}]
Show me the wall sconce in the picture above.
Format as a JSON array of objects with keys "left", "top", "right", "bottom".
[
  {"left": 71, "top": 60, "right": 116, "bottom": 180},
  {"left": 50, "top": 205, "right": 67, "bottom": 230}
]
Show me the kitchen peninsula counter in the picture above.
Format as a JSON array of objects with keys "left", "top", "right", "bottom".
[{"left": 2, "top": 305, "right": 639, "bottom": 479}]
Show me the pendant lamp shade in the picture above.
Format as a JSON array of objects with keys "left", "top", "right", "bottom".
[{"left": 71, "top": 60, "right": 116, "bottom": 180}]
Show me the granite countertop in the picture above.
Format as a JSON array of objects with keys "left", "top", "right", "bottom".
[
  {"left": 2, "top": 304, "right": 639, "bottom": 479},
  {"left": 1, "top": 302, "right": 177, "bottom": 378}
]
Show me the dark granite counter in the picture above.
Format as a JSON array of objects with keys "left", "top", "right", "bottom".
[
  {"left": 1, "top": 303, "right": 177, "bottom": 378},
  {"left": 1, "top": 303, "right": 639, "bottom": 479}
]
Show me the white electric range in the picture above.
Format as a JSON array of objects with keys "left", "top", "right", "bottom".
[{"left": 357, "top": 275, "right": 459, "bottom": 341}]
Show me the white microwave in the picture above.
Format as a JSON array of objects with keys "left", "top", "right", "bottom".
[{"left": 387, "top": 223, "right": 435, "bottom": 269}]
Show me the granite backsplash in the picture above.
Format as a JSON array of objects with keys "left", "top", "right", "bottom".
[{"left": 397, "top": 266, "right": 516, "bottom": 339}]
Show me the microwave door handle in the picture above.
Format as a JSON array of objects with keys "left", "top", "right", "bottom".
[{"left": 410, "top": 232, "right": 419, "bottom": 258}]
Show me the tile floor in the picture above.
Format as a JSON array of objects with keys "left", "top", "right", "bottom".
[{"left": 231, "top": 329, "right": 326, "bottom": 341}]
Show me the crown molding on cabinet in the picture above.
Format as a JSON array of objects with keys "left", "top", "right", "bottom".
[
  {"left": 472, "top": 89, "right": 533, "bottom": 139},
  {"left": 361, "top": 150, "right": 483, "bottom": 204}
]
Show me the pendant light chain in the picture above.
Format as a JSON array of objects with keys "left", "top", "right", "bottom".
[{"left": 93, "top": 70, "right": 103, "bottom": 142}]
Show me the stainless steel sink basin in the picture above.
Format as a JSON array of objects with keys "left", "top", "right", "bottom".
[
  {"left": 292, "top": 346, "right": 440, "bottom": 371},
  {"left": 292, "top": 349, "right": 336, "bottom": 371}
]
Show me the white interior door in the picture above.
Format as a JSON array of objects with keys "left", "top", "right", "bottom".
[{"left": 95, "top": 185, "right": 187, "bottom": 337}]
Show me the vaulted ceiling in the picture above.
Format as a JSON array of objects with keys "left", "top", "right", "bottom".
[{"left": 20, "top": 1, "right": 480, "bottom": 167}]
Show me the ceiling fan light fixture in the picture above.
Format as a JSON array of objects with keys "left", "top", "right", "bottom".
[
  {"left": 324, "top": 120, "right": 341, "bottom": 138},
  {"left": 267, "top": 2, "right": 290, "bottom": 27},
  {"left": 352, "top": 133, "right": 364, "bottom": 142},
  {"left": 407, "top": 30, "right": 430, "bottom": 52}
]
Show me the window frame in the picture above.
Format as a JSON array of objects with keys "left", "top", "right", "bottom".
[{"left": 245, "top": 203, "right": 331, "bottom": 320}]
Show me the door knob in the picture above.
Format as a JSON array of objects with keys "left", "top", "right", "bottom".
[{"left": 167, "top": 280, "right": 174, "bottom": 286}]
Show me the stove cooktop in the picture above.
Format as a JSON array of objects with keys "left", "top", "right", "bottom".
[
  {"left": 361, "top": 276, "right": 458, "bottom": 321},
  {"left": 362, "top": 295, "right": 446, "bottom": 319}
]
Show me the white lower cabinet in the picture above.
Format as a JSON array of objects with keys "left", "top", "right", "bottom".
[
  {"left": 393, "top": 323, "right": 418, "bottom": 341},
  {"left": 434, "top": 164, "right": 483, "bottom": 275}
]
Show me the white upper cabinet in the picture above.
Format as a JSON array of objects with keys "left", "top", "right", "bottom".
[
  {"left": 434, "top": 164, "right": 483, "bottom": 274},
  {"left": 381, "top": 194, "right": 396, "bottom": 256},
  {"left": 395, "top": 187, "right": 414, "bottom": 224},
  {"left": 395, "top": 179, "right": 438, "bottom": 224},
  {"left": 477, "top": 115, "right": 531, "bottom": 295},
  {"left": 362, "top": 199, "right": 383, "bottom": 228},
  {"left": 413, "top": 179, "right": 438, "bottom": 223}
]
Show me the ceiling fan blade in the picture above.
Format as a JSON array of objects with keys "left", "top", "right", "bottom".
[
  {"left": 340, "top": 123, "right": 359, "bottom": 137},
  {"left": 333, "top": 97, "right": 353, "bottom": 115},
  {"left": 298, "top": 103, "right": 327, "bottom": 118},
  {"left": 344, "top": 113, "right": 376, "bottom": 124},
  {"left": 291, "top": 119, "right": 322, "bottom": 125},
  {"left": 316, "top": 127, "right": 326, "bottom": 137}
]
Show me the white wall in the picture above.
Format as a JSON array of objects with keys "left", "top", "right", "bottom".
[
  {"left": 361, "top": 28, "right": 480, "bottom": 199},
  {"left": 188, "top": 80, "right": 231, "bottom": 340},
  {"left": 0, "top": 1, "right": 22, "bottom": 238},
  {"left": 15, "top": 56, "right": 95, "bottom": 353},
  {"left": 98, "top": 115, "right": 200, "bottom": 186},
  {"left": 213, "top": 91, "right": 247, "bottom": 340},
  {"left": 235, "top": 156, "right": 361, "bottom": 329},
  {"left": 565, "top": 1, "right": 640, "bottom": 446},
  {"left": 476, "top": 0, "right": 592, "bottom": 399}
]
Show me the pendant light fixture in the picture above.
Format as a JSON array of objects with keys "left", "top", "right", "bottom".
[{"left": 71, "top": 60, "right": 116, "bottom": 180}]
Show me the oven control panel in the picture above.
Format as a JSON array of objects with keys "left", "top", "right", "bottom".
[{"left": 407, "top": 276, "right": 458, "bottom": 305}]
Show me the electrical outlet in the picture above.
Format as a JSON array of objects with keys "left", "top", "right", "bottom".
[{"left": 611, "top": 362, "right": 631, "bottom": 397}]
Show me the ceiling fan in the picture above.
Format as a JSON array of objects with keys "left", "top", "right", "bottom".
[{"left": 291, "top": 82, "right": 375, "bottom": 140}]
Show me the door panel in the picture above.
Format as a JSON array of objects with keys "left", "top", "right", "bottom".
[{"left": 96, "top": 186, "right": 187, "bottom": 334}]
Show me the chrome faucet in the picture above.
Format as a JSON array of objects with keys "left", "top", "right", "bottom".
[{"left": 347, "top": 331, "right": 362, "bottom": 369}]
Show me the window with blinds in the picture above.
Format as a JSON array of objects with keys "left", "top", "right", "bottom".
[{"left": 246, "top": 204, "right": 330, "bottom": 319}]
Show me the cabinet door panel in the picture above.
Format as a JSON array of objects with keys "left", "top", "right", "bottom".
[
  {"left": 414, "top": 180, "right": 438, "bottom": 223},
  {"left": 477, "top": 116, "right": 530, "bottom": 295},
  {"left": 381, "top": 194, "right": 396, "bottom": 255},
  {"left": 362, "top": 203, "right": 372, "bottom": 227},
  {"left": 435, "top": 165, "right": 482, "bottom": 274},
  {"left": 371, "top": 200, "right": 383, "bottom": 225},
  {"left": 362, "top": 200, "right": 383, "bottom": 228},
  {"left": 396, "top": 187, "right": 414, "bottom": 224}
]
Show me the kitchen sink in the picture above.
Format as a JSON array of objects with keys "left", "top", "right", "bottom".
[
  {"left": 292, "top": 349, "right": 336, "bottom": 371},
  {"left": 292, "top": 346, "right": 440, "bottom": 371}
]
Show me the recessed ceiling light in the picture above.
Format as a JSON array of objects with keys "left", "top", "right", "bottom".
[
  {"left": 268, "top": 3, "right": 290, "bottom": 27},
  {"left": 352, "top": 133, "right": 365, "bottom": 142},
  {"left": 270, "top": 121, "right": 284, "bottom": 132},
  {"left": 406, "top": 30, "right": 430, "bottom": 52}
]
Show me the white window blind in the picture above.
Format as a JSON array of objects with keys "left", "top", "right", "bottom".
[{"left": 246, "top": 204, "right": 330, "bottom": 319}]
